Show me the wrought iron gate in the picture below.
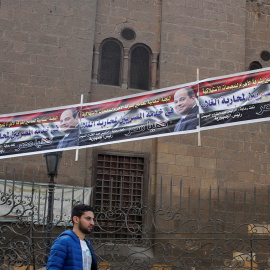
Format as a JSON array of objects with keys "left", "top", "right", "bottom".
[{"left": 1, "top": 170, "right": 270, "bottom": 269}]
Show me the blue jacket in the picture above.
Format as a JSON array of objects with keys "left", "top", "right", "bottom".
[{"left": 46, "top": 230, "right": 97, "bottom": 270}]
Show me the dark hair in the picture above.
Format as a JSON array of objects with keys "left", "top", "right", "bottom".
[
  {"left": 185, "top": 87, "right": 195, "bottom": 98},
  {"left": 69, "top": 108, "right": 78, "bottom": 119},
  {"left": 72, "top": 204, "right": 94, "bottom": 223}
]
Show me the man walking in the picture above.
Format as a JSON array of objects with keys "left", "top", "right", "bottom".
[{"left": 46, "top": 204, "right": 97, "bottom": 270}]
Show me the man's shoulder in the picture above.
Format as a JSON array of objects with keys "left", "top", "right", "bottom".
[
  {"left": 188, "top": 105, "right": 199, "bottom": 115},
  {"left": 54, "top": 230, "right": 78, "bottom": 244}
]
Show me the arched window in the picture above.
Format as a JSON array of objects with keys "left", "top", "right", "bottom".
[
  {"left": 129, "top": 44, "right": 151, "bottom": 90},
  {"left": 249, "top": 61, "right": 262, "bottom": 70},
  {"left": 99, "top": 39, "right": 122, "bottom": 86}
]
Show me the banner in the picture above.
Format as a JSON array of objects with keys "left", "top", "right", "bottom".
[
  {"left": 0, "top": 68, "right": 270, "bottom": 159},
  {"left": 199, "top": 68, "right": 270, "bottom": 129}
]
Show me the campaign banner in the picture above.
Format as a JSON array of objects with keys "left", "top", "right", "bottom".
[
  {"left": 0, "top": 68, "right": 269, "bottom": 159},
  {"left": 79, "top": 82, "right": 198, "bottom": 147},
  {"left": 0, "top": 82, "right": 198, "bottom": 158},
  {"left": 0, "top": 106, "right": 81, "bottom": 157},
  {"left": 199, "top": 68, "right": 270, "bottom": 129}
]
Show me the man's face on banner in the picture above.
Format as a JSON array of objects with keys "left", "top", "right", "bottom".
[
  {"left": 59, "top": 109, "right": 78, "bottom": 134},
  {"left": 174, "top": 88, "right": 195, "bottom": 116}
]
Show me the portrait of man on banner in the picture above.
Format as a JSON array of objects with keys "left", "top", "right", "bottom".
[
  {"left": 56, "top": 108, "right": 80, "bottom": 149},
  {"left": 173, "top": 87, "right": 199, "bottom": 132}
]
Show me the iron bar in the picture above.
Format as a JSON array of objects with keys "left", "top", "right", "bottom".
[
  {"left": 169, "top": 177, "right": 172, "bottom": 212},
  {"left": 198, "top": 188, "right": 200, "bottom": 220},
  {"left": 119, "top": 175, "right": 123, "bottom": 209},
  {"left": 60, "top": 188, "right": 64, "bottom": 221},
  {"left": 45, "top": 174, "right": 55, "bottom": 261},
  {"left": 131, "top": 176, "right": 134, "bottom": 207},
  {"left": 20, "top": 170, "right": 24, "bottom": 204},
  {"left": 233, "top": 190, "right": 235, "bottom": 226},
  {"left": 71, "top": 185, "right": 75, "bottom": 209},
  {"left": 251, "top": 239, "right": 253, "bottom": 270},
  {"left": 244, "top": 189, "right": 247, "bottom": 223},
  {"left": 188, "top": 186, "right": 191, "bottom": 219},
  {"left": 254, "top": 187, "right": 257, "bottom": 221},
  {"left": 4, "top": 166, "right": 7, "bottom": 195},
  {"left": 218, "top": 185, "right": 220, "bottom": 220},
  {"left": 140, "top": 175, "right": 143, "bottom": 207},
  {"left": 160, "top": 177, "right": 163, "bottom": 210},
  {"left": 225, "top": 188, "right": 227, "bottom": 231},
  {"left": 37, "top": 186, "right": 41, "bottom": 224},
  {"left": 101, "top": 177, "right": 104, "bottom": 210},
  {"left": 269, "top": 188, "right": 270, "bottom": 222},
  {"left": 179, "top": 180, "right": 182, "bottom": 213},
  {"left": 43, "top": 188, "right": 48, "bottom": 230},
  {"left": 209, "top": 185, "right": 212, "bottom": 221},
  {"left": 109, "top": 177, "right": 113, "bottom": 211}
]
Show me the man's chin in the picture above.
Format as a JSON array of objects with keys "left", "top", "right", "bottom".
[
  {"left": 177, "top": 110, "right": 185, "bottom": 115},
  {"left": 80, "top": 228, "right": 92, "bottom": 234}
]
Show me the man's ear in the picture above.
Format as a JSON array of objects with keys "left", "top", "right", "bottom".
[{"left": 73, "top": 216, "right": 79, "bottom": 224}]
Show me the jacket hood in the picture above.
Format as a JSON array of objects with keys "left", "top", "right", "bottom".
[{"left": 58, "top": 230, "right": 79, "bottom": 242}]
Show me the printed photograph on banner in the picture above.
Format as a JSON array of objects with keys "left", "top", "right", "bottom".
[
  {"left": 198, "top": 69, "right": 270, "bottom": 128},
  {"left": 78, "top": 84, "right": 197, "bottom": 147},
  {"left": 0, "top": 106, "right": 81, "bottom": 157},
  {"left": 56, "top": 107, "right": 80, "bottom": 149},
  {"left": 173, "top": 87, "right": 199, "bottom": 132}
]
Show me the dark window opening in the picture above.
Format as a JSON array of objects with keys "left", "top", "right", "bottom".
[
  {"left": 249, "top": 61, "right": 262, "bottom": 70},
  {"left": 99, "top": 40, "right": 122, "bottom": 86},
  {"left": 121, "top": 28, "right": 136, "bottom": 41},
  {"left": 129, "top": 45, "right": 150, "bottom": 90},
  {"left": 261, "top": 50, "right": 270, "bottom": 61}
]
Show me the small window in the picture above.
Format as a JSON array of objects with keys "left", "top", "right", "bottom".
[
  {"left": 260, "top": 51, "right": 270, "bottom": 61},
  {"left": 121, "top": 28, "right": 136, "bottom": 41},
  {"left": 99, "top": 39, "right": 122, "bottom": 86},
  {"left": 129, "top": 45, "right": 151, "bottom": 90},
  {"left": 92, "top": 151, "right": 148, "bottom": 239},
  {"left": 249, "top": 61, "right": 262, "bottom": 70}
]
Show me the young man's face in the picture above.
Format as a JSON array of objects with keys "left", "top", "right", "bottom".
[
  {"left": 174, "top": 88, "right": 195, "bottom": 115},
  {"left": 78, "top": 211, "right": 95, "bottom": 235},
  {"left": 59, "top": 109, "right": 78, "bottom": 134}
]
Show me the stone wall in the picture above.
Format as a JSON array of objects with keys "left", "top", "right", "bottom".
[
  {"left": 160, "top": 0, "right": 246, "bottom": 86},
  {"left": 0, "top": 0, "right": 270, "bottom": 198},
  {"left": 246, "top": 0, "right": 270, "bottom": 69},
  {"left": 0, "top": 0, "right": 97, "bottom": 185}
]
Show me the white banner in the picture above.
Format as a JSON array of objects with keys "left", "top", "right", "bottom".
[{"left": 0, "top": 180, "right": 92, "bottom": 224}]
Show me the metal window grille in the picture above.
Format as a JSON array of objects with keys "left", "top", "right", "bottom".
[
  {"left": 99, "top": 40, "right": 121, "bottom": 86},
  {"left": 130, "top": 45, "right": 150, "bottom": 90},
  {"left": 93, "top": 153, "right": 145, "bottom": 239}
]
